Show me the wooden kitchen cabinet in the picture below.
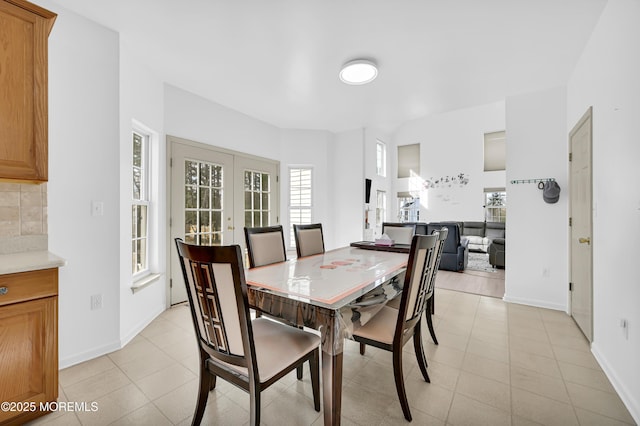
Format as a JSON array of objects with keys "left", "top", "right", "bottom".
[
  {"left": 0, "top": 0, "right": 56, "bottom": 182},
  {"left": 0, "top": 268, "right": 58, "bottom": 425}
]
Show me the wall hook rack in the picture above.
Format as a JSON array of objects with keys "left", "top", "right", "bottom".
[{"left": 509, "top": 178, "right": 556, "bottom": 185}]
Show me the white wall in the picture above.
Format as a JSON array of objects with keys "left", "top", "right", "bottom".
[
  {"left": 364, "top": 128, "right": 392, "bottom": 238},
  {"left": 504, "top": 87, "right": 568, "bottom": 311},
  {"left": 118, "top": 43, "right": 167, "bottom": 345},
  {"left": 279, "top": 129, "right": 334, "bottom": 249},
  {"left": 567, "top": 0, "right": 640, "bottom": 420},
  {"left": 43, "top": 1, "right": 122, "bottom": 367},
  {"left": 330, "top": 129, "right": 365, "bottom": 248},
  {"left": 164, "top": 85, "right": 281, "bottom": 159},
  {"left": 392, "top": 101, "right": 506, "bottom": 222}
]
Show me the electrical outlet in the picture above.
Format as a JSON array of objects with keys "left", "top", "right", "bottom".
[{"left": 91, "top": 294, "right": 103, "bottom": 310}]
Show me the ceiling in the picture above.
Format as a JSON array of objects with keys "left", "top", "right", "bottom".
[{"left": 52, "top": 0, "right": 607, "bottom": 133}]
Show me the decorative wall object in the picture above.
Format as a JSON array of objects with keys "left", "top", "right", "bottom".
[{"left": 423, "top": 173, "right": 469, "bottom": 189}]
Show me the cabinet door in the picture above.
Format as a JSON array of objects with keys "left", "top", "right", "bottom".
[
  {"left": 0, "top": 296, "right": 58, "bottom": 424},
  {"left": 0, "top": 1, "right": 55, "bottom": 182}
]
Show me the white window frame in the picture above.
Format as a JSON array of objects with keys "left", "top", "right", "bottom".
[
  {"left": 289, "top": 167, "right": 313, "bottom": 249},
  {"left": 132, "top": 128, "right": 151, "bottom": 280},
  {"left": 376, "top": 190, "right": 386, "bottom": 230},
  {"left": 484, "top": 188, "right": 507, "bottom": 223},
  {"left": 376, "top": 140, "right": 387, "bottom": 177}
]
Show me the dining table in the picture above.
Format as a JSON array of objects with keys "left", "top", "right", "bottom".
[{"left": 244, "top": 246, "right": 409, "bottom": 426}]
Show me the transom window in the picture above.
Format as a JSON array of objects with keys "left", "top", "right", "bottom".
[{"left": 484, "top": 131, "right": 506, "bottom": 172}]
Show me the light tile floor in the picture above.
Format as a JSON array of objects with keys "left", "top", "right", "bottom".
[{"left": 28, "top": 288, "right": 636, "bottom": 426}]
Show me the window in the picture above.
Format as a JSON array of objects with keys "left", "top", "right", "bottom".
[
  {"left": 376, "top": 140, "right": 386, "bottom": 177},
  {"left": 244, "top": 170, "right": 271, "bottom": 228},
  {"left": 397, "top": 193, "right": 420, "bottom": 222},
  {"left": 397, "top": 144, "right": 420, "bottom": 178},
  {"left": 484, "top": 131, "right": 506, "bottom": 171},
  {"left": 132, "top": 130, "right": 150, "bottom": 276},
  {"left": 376, "top": 190, "right": 386, "bottom": 227},
  {"left": 485, "top": 189, "right": 506, "bottom": 222},
  {"left": 289, "top": 167, "right": 312, "bottom": 247}
]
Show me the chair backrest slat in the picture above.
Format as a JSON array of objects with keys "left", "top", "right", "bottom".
[
  {"left": 293, "top": 223, "right": 325, "bottom": 258},
  {"left": 399, "top": 234, "right": 438, "bottom": 324},
  {"left": 428, "top": 227, "right": 449, "bottom": 293},
  {"left": 244, "top": 225, "right": 287, "bottom": 268}
]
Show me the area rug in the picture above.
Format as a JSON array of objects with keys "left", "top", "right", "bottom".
[{"left": 466, "top": 251, "right": 496, "bottom": 272}]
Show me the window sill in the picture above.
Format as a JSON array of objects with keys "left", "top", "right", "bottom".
[{"left": 131, "top": 273, "right": 162, "bottom": 294}]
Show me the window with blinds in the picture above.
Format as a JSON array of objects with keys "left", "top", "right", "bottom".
[
  {"left": 397, "top": 143, "right": 420, "bottom": 178},
  {"left": 289, "top": 167, "right": 312, "bottom": 247},
  {"left": 484, "top": 131, "right": 506, "bottom": 171}
]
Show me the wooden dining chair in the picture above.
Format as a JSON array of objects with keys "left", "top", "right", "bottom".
[
  {"left": 174, "top": 239, "right": 320, "bottom": 426},
  {"left": 243, "top": 225, "right": 305, "bottom": 379},
  {"left": 384, "top": 227, "right": 448, "bottom": 345},
  {"left": 382, "top": 222, "right": 417, "bottom": 245},
  {"left": 353, "top": 234, "right": 438, "bottom": 422},
  {"left": 293, "top": 223, "right": 325, "bottom": 258},
  {"left": 244, "top": 225, "right": 287, "bottom": 268}
]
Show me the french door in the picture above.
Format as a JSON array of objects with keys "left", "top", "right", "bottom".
[{"left": 169, "top": 136, "right": 279, "bottom": 305}]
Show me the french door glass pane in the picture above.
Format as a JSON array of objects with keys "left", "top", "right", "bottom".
[
  {"left": 244, "top": 170, "right": 271, "bottom": 228},
  {"left": 184, "top": 159, "right": 224, "bottom": 245}
]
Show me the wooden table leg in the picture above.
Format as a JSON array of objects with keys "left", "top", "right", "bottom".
[{"left": 322, "top": 350, "right": 343, "bottom": 425}]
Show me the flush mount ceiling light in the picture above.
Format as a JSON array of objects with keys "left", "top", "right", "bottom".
[{"left": 339, "top": 59, "right": 378, "bottom": 85}]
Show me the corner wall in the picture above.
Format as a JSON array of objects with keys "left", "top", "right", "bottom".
[
  {"left": 504, "top": 87, "right": 568, "bottom": 311},
  {"left": 118, "top": 43, "right": 167, "bottom": 345},
  {"left": 330, "top": 129, "right": 365, "bottom": 248},
  {"left": 43, "top": 2, "right": 122, "bottom": 367},
  {"left": 567, "top": 0, "right": 640, "bottom": 420},
  {"left": 392, "top": 101, "right": 506, "bottom": 223}
]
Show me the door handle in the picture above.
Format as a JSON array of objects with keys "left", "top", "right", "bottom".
[
  {"left": 578, "top": 237, "right": 591, "bottom": 245},
  {"left": 227, "top": 226, "right": 235, "bottom": 230}
]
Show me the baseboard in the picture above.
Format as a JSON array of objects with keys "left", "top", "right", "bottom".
[
  {"left": 592, "top": 342, "right": 640, "bottom": 424},
  {"left": 59, "top": 339, "right": 121, "bottom": 370},
  {"left": 502, "top": 294, "right": 566, "bottom": 311},
  {"left": 119, "top": 304, "right": 166, "bottom": 347},
  {"left": 59, "top": 304, "right": 166, "bottom": 370}
]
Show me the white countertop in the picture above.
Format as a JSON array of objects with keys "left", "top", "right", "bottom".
[{"left": 0, "top": 251, "right": 67, "bottom": 275}]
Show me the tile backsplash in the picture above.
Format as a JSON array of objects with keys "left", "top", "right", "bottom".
[{"left": 0, "top": 183, "right": 48, "bottom": 254}]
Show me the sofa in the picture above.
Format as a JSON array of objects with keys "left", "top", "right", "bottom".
[
  {"left": 488, "top": 238, "right": 505, "bottom": 268},
  {"left": 426, "top": 222, "right": 468, "bottom": 272},
  {"left": 378, "top": 221, "right": 506, "bottom": 272},
  {"left": 461, "top": 221, "right": 505, "bottom": 253}
]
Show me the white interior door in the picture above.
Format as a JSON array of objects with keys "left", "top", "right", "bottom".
[
  {"left": 169, "top": 137, "right": 280, "bottom": 305},
  {"left": 569, "top": 107, "right": 593, "bottom": 341}
]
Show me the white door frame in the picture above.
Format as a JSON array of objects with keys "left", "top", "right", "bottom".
[{"left": 165, "top": 135, "right": 280, "bottom": 306}]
